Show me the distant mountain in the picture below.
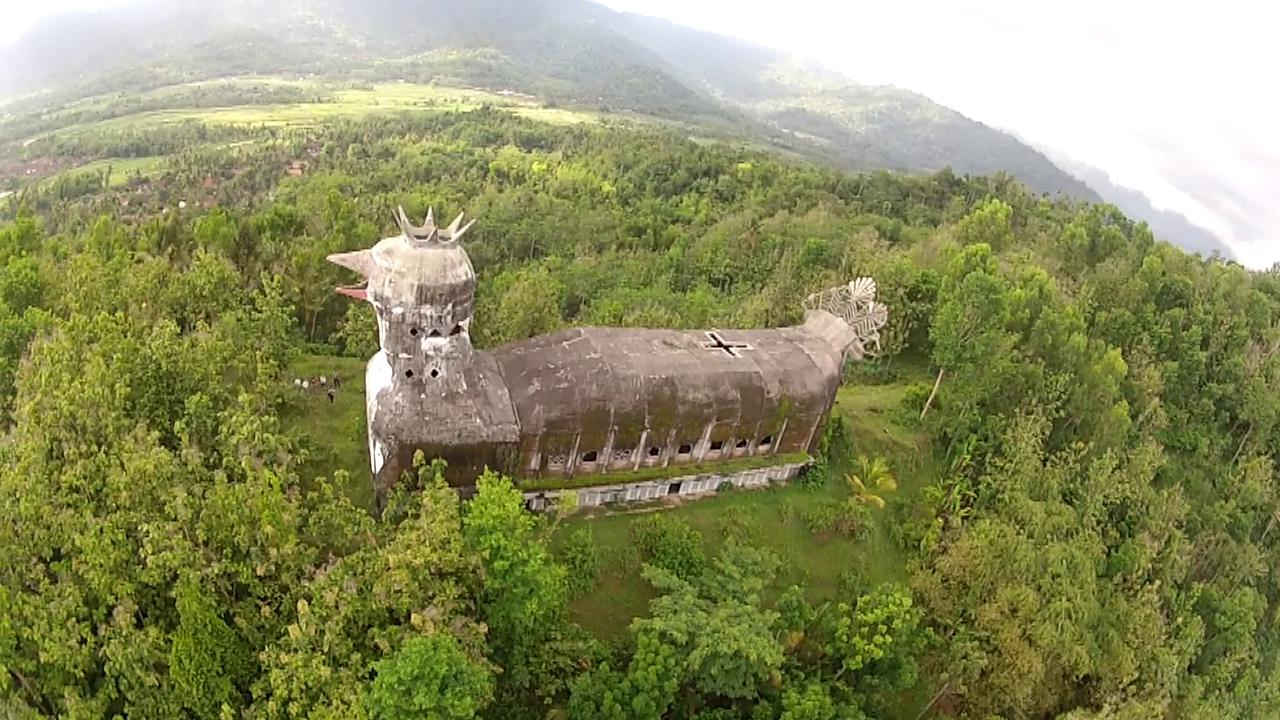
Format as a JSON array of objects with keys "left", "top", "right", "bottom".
[
  {"left": 597, "top": 11, "right": 1099, "bottom": 200},
  {"left": 1, "top": 0, "right": 1095, "bottom": 198},
  {"left": 1035, "top": 147, "right": 1235, "bottom": 260}
]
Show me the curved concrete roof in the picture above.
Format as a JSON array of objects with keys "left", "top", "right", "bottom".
[{"left": 490, "top": 322, "right": 845, "bottom": 444}]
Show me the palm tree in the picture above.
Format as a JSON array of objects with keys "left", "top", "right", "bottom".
[{"left": 846, "top": 455, "right": 897, "bottom": 509}]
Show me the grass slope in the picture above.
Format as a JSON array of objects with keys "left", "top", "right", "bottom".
[
  {"left": 42, "top": 156, "right": 168, "bottom": 189},
  {"left": 17, "top": 80, "right": 607, "bottom": 147},
  {"left": 280, "top": 354, "right": 374, "bottom": 509}
]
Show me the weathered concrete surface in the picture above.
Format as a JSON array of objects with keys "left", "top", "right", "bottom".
[
  {"left": 491, "top": 324, "right": 843, "bottom": 477},
  {"left": 330, "top": 209, "right": 517, "bottom": 498}
]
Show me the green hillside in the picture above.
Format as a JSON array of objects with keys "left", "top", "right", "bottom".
[{"left": 0, "top": 0, "right": 1096, "bottom": 200}]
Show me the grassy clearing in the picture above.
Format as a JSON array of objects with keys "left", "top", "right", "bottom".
[
  {"left": 279, "top": 354, "right": 374, "bottom": 510},
  {"left": 554, "top": 475, "right": 874, "bottom": 639},
  {"left": 40, "top": 81, "right": 601, "bottom": 140},
  {"left": 43, "top": 155, "right": 168, "bottom": 188}
]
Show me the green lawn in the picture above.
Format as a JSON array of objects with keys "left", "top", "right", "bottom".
[
  {"left": 554, "top": 474, "right": 893, "bottom": 639},
  {"left": 280, "top": 354, "right": 374, "bottom": 510},
  {"left": 43, "top": 155, "right": 168, "bottom": 188}
]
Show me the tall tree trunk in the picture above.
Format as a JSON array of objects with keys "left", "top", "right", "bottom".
[
  {"left": 1231, "top": 423, "right": 1253, "bottom": 466},
  {"left": 914, "top": 681, "right": 952, "bottom": 720},
  {"left": 920, "top": 367, "right": 946, "bottom": 420},
  {"left": 1261, "top": 507, "right": 1280, "bottom": 544}
]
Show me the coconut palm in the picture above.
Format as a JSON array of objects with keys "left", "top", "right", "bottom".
[{"left": 846, "top": 455, "right": 897, "bottom": 509}]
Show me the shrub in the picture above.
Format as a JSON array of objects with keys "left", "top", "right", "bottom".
[
  {"left": 718, "top": 506, "right": 759, "bottom": 545},
  {"left": 838, "top": 564, "right": 870, "bottom": 596},
  {"left": 630, "top": 513, "right": 706, "bottom": 579},
  {"left": 799, "top": 455, "right": 830, "bottom": 489},
  {"left": 899, "top": 381, "right": 933, "bottom": 422},
  {"left": 561, "top": 528, "right": 601, "bottom": 597},
  {"left": 803, "top": 500, "right": 872, "bottom": 540},
  {"left": 778, "top": 499, "right": 797, "bottom": 525},
  {"left": 803, "top": 502, "right": 839, "bottom": 538}
]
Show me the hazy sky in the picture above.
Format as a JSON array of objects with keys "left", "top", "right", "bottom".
[
  {"left": 5, "top": 0, "right": 1278, "bottom": 267},
  {"left": 596, "top": 0, "right": 1280, "bottom": 268}
]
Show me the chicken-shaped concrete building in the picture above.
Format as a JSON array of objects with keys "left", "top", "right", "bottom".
[{"left": 330, "top": 208, "right": 887, "bottom": 510}]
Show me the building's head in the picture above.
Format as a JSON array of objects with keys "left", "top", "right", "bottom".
[{"left": 328, "top": 207, "right": 477, "bottom": 384}]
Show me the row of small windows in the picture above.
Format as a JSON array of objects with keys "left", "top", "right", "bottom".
[
  {"left": 409, "top": 325, "right": 464, "bottom": 338},
  {"left": 553, "top": 435, "right": 775, "bottom": 468}
]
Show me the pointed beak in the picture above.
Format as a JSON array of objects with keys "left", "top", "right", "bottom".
[{"left": 327, "top": 250, "right": 375, "bottom": 276}]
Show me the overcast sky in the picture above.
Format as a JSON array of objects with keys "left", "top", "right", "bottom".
[{"left": 5, "top": 0, "right": 1278, "bottom": 267}]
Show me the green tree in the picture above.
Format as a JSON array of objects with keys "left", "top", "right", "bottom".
[
  {"left": 954, "top": 197, "right": 1014, "bottom": 249},
  {"left": 169, "top": 578, "right": 254, "bottom": 718},
  {"left": 635, "top": 545, "right": 784, "bottom": 701},
  {"left": 463, "top": 471, "right": 569, "bottom": 700},
  {"left": 365, "top": 634, "right": 494, "bottom": 720}
]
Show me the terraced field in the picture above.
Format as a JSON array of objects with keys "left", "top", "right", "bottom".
[{"left": 5, "top": 78, "right": 622, "bottom": 189}]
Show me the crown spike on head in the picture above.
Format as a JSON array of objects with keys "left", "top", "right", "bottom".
[
  {"left": 454, "top": 218, "right": 476, "bottom": 242},
  {"left": 393, "top": 205, "right": 476, "bottom": 244},
  {"left": 446, "top": 212, "right": 465, "bottom": 236},
  {"left": 395, "top": 205, "right": 441, "bottom": 243}
]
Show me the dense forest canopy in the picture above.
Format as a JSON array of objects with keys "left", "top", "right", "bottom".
[{"left": 0, "top": 107, "right": 1278, "bottom": 720}]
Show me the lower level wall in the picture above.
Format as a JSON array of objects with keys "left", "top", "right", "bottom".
[{"left": 522, "top": 461, "right": 808, "bottom": 512}]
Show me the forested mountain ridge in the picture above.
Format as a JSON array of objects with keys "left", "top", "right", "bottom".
[
  {"left": 0, "top": 0, "right": 1096, "bottom": 200},
  {"left": 1039, "top": 146, "right": 1237, "bottom": 260},
  {"left": 596, "top": 9, "right": 1101, "bottom": 201},
  {"left": 1, "top": 104, "right": 1278, "bottom": 718}
]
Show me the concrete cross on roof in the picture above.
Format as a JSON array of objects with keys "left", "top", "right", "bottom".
[{"left": 701, "top": 331, "right": 753, "bottom": 357}]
